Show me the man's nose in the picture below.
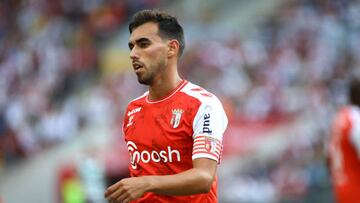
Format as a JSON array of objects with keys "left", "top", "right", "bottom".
[{"left": 130, "top": 47, "right": 139, "bottom": 60}]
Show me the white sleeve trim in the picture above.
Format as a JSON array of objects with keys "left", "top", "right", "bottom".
[{"left": 192, "top": 153, "right": 219, "bottom": 162}]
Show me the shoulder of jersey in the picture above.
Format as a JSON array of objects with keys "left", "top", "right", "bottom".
[
  {"left": 350, "top": 105, "right": 360, "bottom": 114},
  {"left": 180, "top": 82, "right": 220, "bottom": 103},
  {"left": 334, "top": 105, "right": 359, "bottom": 128},
  {"left": 339, "top": 105, "right": 359, "bottom": 119},
  {"left": 128, "top": 91, "right": 148, "bottom": 105},
  {"left": 349, "top": 105, "right": 360, "bottom": 124}
]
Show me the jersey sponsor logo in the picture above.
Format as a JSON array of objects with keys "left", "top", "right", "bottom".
[
  {"left": 170, "top": 109, "right": 184, "bottom": 128},
  {"left": 126, "top": 107, "right": 142, "bottom": 127},
  {"left": 127, "top": 141, "right": 181, "bottom": 169},
  {"left": 127, "top": 107, "right": 142, "bottom": 116},
  {"left": 126, "top": 115, "right": 135, "bottom": 127},
  {"left": 203, "top": 106, "right": 212, "bottom": 134}
]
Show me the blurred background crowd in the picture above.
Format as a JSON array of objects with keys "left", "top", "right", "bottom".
[{"left": 1, "top": 0, "right": 360, "bottom": 202}]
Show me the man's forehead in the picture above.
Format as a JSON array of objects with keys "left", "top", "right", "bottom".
[{"left": 129, "top": 22, "right": 160, "bottom": 42}]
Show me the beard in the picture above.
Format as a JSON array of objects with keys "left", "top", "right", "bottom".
[
  {"left": 136, "top": 59, "right": 166, "bottom": 85},
  {"left": 137, "top": 70, "right": 155, "bottom": 85}
]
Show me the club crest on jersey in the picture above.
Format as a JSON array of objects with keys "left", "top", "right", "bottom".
[
  {"left": 205, "top": 137, "right": 217, "bottom": 153},
  {"left": 170, "top": 109, "right": 184, "bottom": 128}
]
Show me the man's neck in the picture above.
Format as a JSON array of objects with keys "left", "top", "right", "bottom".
[{"left": 148, "top": 73, "right": 182, "bottom": 101}]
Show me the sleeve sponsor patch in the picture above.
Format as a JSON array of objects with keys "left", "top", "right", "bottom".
[{"left": 192, "top": 135, "right": 222, "bottom": 163}]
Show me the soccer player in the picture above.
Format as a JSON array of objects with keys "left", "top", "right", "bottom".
[
  {"left": 328, "top": 77, "right": 360, "bottom": 203},
  {"left": 104, "top": 9, "right": 228, "bottom": 203}
]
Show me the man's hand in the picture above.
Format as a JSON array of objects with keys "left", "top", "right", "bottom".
[
  {"left": 104, "top": 177, "right": 150, "bottom": 203},
  {"left": 104, "top": 158, "right": 217, "bottom": 202}
]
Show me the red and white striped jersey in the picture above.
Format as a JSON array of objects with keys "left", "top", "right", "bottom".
[
  {"left": 122, "top": 80, "right": 228, "bottom": 203},
  {"left": 329, "top": 105, "right": 360, "bottom": 203}
]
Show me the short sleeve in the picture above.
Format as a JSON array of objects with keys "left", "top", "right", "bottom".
[
  {"left": 192, "top": 97, "right": 228, "bottom": 163},
  {"left": 350, "top": 107, "right": 360, "bottom": 158}
]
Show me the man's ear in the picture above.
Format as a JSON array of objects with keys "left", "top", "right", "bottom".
[{"left": 167, "top": 40, "right": 180, "bottom": 57}]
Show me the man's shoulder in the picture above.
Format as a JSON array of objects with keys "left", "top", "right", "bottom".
[
  {"left": 123, "top": 92, "right": 147, "bottom": 118},
  {"left": 336, "top": 105, "right": 359, "bottom": 122},
  {"left": 333, "top": 105, "right": 360, "bottom": 133},
  {"left": 127, "top": 91, "right": 148, "bottom": 106},
  {"left": 181, "top": 81, "right": 222, "bottom": 105}
]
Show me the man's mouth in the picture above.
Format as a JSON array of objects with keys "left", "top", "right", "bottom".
[{"left": 133, "top": 62, "right": 144, "bottom": 72}]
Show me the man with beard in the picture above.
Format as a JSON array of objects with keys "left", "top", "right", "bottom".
[{"left": 104, "top": 9, "right": 228, "bottom": 203}]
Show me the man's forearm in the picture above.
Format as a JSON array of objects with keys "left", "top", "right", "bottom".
[{"left": 105, "top": 158, "right": 218, "bottom": 202}]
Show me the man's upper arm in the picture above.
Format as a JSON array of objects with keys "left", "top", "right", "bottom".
[
  {"left": 192, "top": 158, "right": 218, "bottom": 191},
  {"left": 192, "top": 158, "right": 218, "bottom": 177},
  {"left": 192, "top": 96, "right": 228, "bottom": 163}
]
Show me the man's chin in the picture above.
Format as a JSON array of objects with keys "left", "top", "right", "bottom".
[{"left": 137, "top": 76, "right": 151, "bottom": 85}]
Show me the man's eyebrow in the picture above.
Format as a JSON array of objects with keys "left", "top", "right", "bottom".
[{"left": 128, "top": 38, "right": 151, "bottom": 48}]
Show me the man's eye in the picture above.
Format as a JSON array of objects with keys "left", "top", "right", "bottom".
[
  {"left": 139, "top": 42, "right": 149, "bottom": 48},
  {"left": 128, "top": 43, "right": 134, "bottom": 50}
]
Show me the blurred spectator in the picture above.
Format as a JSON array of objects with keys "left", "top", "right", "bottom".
[
  {"left": 0, "top": 0, "right": 164, "bottom": 167},
  {"left": 328, "top": 77, "right": 360, "bottom": 203}
]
